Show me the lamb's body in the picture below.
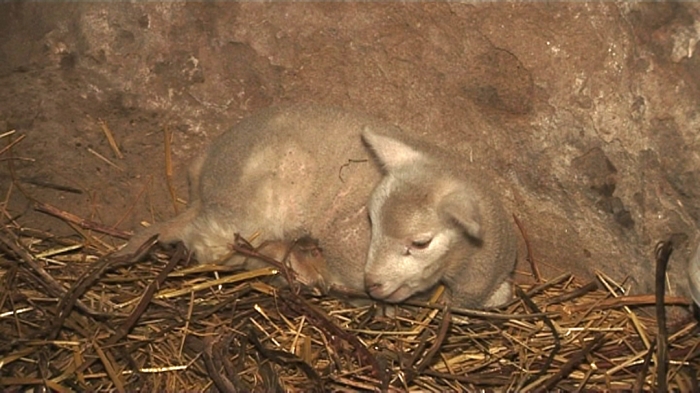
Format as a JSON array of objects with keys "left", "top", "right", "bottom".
[
  {"left": 120, "top": 105, "right": 517, "bottom": 308},
  {"left": 689, "top": 242, "right": 700, "bottom": 307},
  {"left": 123, "top": 106, "right": 381, "bottom": 295}
]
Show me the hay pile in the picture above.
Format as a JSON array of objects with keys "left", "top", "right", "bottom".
[{"left": 0, "top": 204, "right": 699, "bottom": 392}]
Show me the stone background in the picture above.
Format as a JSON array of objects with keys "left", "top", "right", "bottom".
[{"left": 1, "top": 2, "right": 699, "bottom": 300}]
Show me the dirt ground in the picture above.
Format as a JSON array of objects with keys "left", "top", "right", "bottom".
[{"left": 2, "top": 2, "right": 700, "bottom": 299}]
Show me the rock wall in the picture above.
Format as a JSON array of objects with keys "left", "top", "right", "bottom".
[{"left": 1, "top": 2, "right": 699, "bottom": 298}]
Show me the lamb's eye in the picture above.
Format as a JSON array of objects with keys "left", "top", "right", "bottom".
[{"left": 411, "top": 238, "right": 432, "bottom": 250}]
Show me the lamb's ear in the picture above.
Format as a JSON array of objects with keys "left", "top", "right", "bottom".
[
  {"left": 362, "top": 127, "right": 424, "bottom": 171},
  {"left": 439, "top": 189, "right": 483, "bottom": 240}
]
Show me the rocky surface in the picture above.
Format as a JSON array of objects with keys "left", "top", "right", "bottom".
[{"left": 2, "top": 2, "right": 699, "bottom": 299}]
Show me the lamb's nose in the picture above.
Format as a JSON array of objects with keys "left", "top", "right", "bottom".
[{"left": 365, "top": 276, "right": 383, "bottom": 296}]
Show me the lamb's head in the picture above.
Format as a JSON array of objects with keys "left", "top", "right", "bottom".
[{"left": 362, "top": 130, "right": 483, "bottom": 303}]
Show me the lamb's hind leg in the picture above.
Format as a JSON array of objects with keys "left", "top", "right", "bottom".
[{"left": 115, "top": 203, "right": 200, "bottom": 257}]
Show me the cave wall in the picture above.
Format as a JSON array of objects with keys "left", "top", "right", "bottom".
[{"left": 1, "top": 2, "right": 699, "bottom": 298}]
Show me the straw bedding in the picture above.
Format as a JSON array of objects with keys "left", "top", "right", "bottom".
[
  {"left": 1, "top": 125, "right": 698, "bottom": 392},
  {"left": 0, "top": 207, "right": 698, "bottom": 392}
]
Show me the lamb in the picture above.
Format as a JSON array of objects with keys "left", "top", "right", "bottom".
[
  {"left": 689, "top": 242, "right": 700, "bottom": 308},
  {"left": 119, "top": 105, "right": 517, "bottom": 309}
]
